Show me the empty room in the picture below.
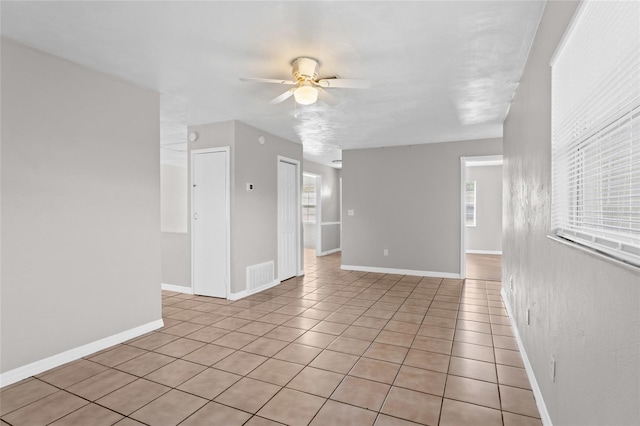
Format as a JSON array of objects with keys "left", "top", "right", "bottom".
[{"left": 1, "top": 1, "right": 638, "bottom": 426}]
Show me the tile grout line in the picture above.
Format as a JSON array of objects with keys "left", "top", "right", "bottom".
[{"left": 3, "top": 254, "right": 540, "bottom": 426}]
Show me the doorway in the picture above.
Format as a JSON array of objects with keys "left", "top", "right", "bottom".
[
  {"left": 278, "top": 156, "right": 301, "bottom": 281},
  {"left": 460, "top": 155, "right": 503, "bottom": 280},
  {"left": 191, "top": 147, "right": 230, "bottom": 298},
  {"left": 303, "top": 173, "right": 322, "bottom": 256}
]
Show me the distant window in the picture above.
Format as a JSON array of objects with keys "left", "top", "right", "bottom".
[
  {"left": 465, "top": 181, "right": 476, "bottom": 227},
  {"left": 302, "top": 184, "right": 316, "bottom": 224},
  {"left": 550, "top": 1, "right": 640, "bottom": 267}
]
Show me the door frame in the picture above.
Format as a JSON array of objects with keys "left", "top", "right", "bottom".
[
  {"left": 278, "top": 156, "right": 302, "bottom": 280},
  {"left": 459, "top": 155, "right": 503, "bottom": 279},
  {"left": 303, "top": 172, "right": 323, "bottom": 256},
  {"left": 191, "top": 147, "right": 230, "bottom": 298}
]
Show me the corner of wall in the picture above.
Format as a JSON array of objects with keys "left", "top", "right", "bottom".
[{"left": 501, "top": 288, "right": 553, "bottom": 426}]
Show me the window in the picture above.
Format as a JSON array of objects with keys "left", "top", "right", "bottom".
[
  {"left": 465, "top": 181, "right": 476, "bottom": 227},
  {"left": 302, "top": 184, "right": 316, "bottom": 224},
  {"left": 550, "top": 1, "right": 640, "bottom": 266}
]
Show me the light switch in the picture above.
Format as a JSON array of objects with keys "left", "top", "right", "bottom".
[{"left": 347, "top": 209, "right": 355, "bottom": 216}]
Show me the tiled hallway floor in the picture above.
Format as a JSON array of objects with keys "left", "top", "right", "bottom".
[
  {"left": 1, "top": 252, "right": 541, "bottom": 425},
  {"left": 465, "top": 254, "right": 502, "bottom": 282}
]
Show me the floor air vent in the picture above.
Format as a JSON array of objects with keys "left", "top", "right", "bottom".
[{"left": 246, "top": 261, "right": 274, "bottom": 292}]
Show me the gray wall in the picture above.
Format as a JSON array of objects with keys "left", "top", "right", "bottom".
[
  {"left": 502, "top": 2, "right": 640, "bottom": 425},
  {"left": 188, "top": 120, "right": 303, "bottom": 294},
  {"left": 303, "top": 223, "right": 317, "bottom": 249},
  {"left": 161, "top": 164, "right": 190, "bottom": 288},
  {"left": 1, "top": 39, "right": 161, "bottom": 373},
  {"left": 303, "top": 160, "right": 342, "bottom": 254},
  {"left": 342, "top": 138, "right": 502, "bottom": 275},
  {"left": 321, "top": 224, "right": 341, "bottom": 254},
  {"left": 160, "top": 164, "right": 191, "bottom": 291},
  {"left": 466, "top": 165, "right": 502, "bottom": 253},
  {"left": 161, "top": 164, "right": 188, "bottom": 233},
  {"left": 161, "top": 233, "right": 190, "bottom": 288}
]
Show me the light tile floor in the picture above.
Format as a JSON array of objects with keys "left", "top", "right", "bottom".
[{"left": 1, "top": 251, "right": 541, "bottom": 425}]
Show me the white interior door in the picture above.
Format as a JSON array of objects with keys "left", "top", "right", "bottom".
[
  {"left": 192, "top": 149, "right": 228, "bottom": 298},
  {"left": 278, "top": 159, "right": 299, "bottom": 281}
]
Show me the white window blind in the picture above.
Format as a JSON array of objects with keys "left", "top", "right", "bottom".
[
  {"left": 551, "top": 0, "right": 640, "bottom": 267},
  {"left": 465, "top": 181, "right": 477, "bottom": 227}
]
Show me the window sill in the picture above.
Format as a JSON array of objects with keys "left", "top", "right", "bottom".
[{"left": 546, "top": 234, "right": 640, "bottom": 272}]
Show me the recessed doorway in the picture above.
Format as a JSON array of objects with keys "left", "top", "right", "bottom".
[
  {"left": 278, "top": 156, "right": 301, "bottom": 281},
  {"left": 460, "top": 155, "right": 503, "bottom": 280},
  {"left": 303, "top": 173, "right": 322, "bottom": 256}
]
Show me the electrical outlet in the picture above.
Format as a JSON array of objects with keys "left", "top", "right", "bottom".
[
  {"left": 383, "top": 249, "right": 389, "bottom": 256},
  {"left": 526, "top": 308, "right": 530, "bottom": 325},
  {"left": 550, "top": 356, "right": 557, "bottom": 382}
]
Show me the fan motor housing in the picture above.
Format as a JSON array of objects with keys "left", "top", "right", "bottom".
[{"left": 292, "top": 57, "right": 319, "bottom": 82}]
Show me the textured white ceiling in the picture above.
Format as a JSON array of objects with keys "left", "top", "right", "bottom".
[{"left": 1, "top": 1, "right": 546, "bottom": 167}]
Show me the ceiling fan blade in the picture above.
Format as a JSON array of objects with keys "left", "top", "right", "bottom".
[
  {"left": 240, "top": 77, "right": 297, "bottom": 85},
  {"left": 317, "top": 87, "right": 341, "bottom": 106},
  {"left": 269, "top": 88, "right": 296, "bottom": 104},
  {"left": 316, "top": 78, "right": 371, "bottom": 89}
]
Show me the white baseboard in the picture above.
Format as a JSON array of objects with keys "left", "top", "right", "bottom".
[
  {"left": 466, "top": 250, "right": 503, "bottom": 255},
  {"left": 341, "top": 264, "right": 461, "bottom": 279},
  {"left": 501, "top": 289, "right": 552, "bottom": 426},
  {"left": 0, "top": 319, "right": 164, "bottom": 388},
  {"left": 227, "top": 290, "right": 247, "bottom": 301},
  {"left": 228, "top": 280, "right": 281, "bottom": 301},
  {"left": 161, "top": 283, "right": 193, "bottom": 294},
  {"left": 319, "top": 248, "right": 341, "bottom": 256}
]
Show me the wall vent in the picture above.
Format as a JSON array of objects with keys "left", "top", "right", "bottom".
[{"left": 246, "top": 261, "right": 274, "bottom": 292}]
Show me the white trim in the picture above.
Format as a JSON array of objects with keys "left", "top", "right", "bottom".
[
  {"left": 321, "top": 221, "right": 341, "bottom": 226},
  {"left": 465, "top": 155, "right": 504, "bottom": 167},
  {"left": 303, "top": 172, "right": 323, "bottom": 257},
  {"left": 191, "top": 147, "right": 231, "bottom": 298},
  {"left": 316, "top": 175, "right": 322, "bottom": 257},
  {"left": 547, "top": 234, "right": 639, "bottom": 273},
  {"left": 460, "top": 157, "right": 467, "bottom": 279},
  {"left": 297, "top": 269, "right": 305, "bottom": 276},
  {"left": 161, "top": 283, "right": 193, "bottom": 294},
  {"left": 340, "top": 177, "right": 343, "bottom": 253},
  {"left": 461, "top": 155, "right": 504, "bottom": 280},
  {"left": 341, "top": 264, "right": 461, "bottom": 279},
  {"left": 502, "top": 289, "right": 553, "bottom": 426},
  {"left": 465, "top": 250, "right": 503, "bottom": 255},
  {"left": 319, "top": 248, "right": 341, "bottom": 256},
  {"left": 278, "top": 156, "right": 302, "bottom": 281},
  {"left": 0, "top": 319, "right": 164, "bottom": 388},
  {"left": 227, "top": 290, "right": 248, "bottom": 301},
  {"left": 228, "top": 279, "right": 281, "bottom": 301}
]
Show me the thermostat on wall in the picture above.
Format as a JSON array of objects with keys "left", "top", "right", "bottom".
[{"left": 246, "top": 183, "right": 254, "bottom": 191}]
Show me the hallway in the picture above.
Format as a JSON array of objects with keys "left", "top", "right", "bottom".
[
  {"left": 466, "top": 253, "right": 502, "bottom": 282},
  {"left": 1, "top": 253, "right": 540, "bottom": 425}
]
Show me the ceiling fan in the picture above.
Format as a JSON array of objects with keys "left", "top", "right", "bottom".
[{"left": 240, "top": 57, "right": 370, "bottom": 106}]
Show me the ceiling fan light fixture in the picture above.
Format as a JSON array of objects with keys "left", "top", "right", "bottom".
[{"left": 293, "top": 83, "right": 318, "bottom": 105}]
